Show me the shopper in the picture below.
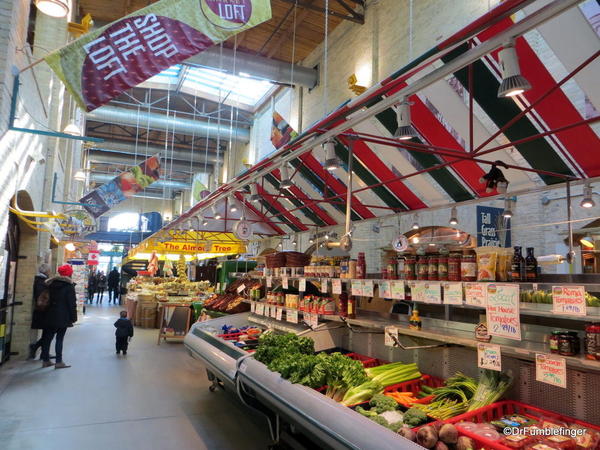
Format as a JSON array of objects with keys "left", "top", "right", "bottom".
[
  {"left": 28, "top": 263, "right": 51, "bottom": 359},
  {"left": 96, "top": 271, "right": 107, "bottom": 304},
  {"left": 87, "top": 269, "right": 96, "bottom": 304},
  {"left": 114, "top": 310, "right": 134, "bottom": 355},
  {"left": 40, "top": 264, "right": 77, "bottom": 369},
  {"left": 107, "top": 267, "right": 120, "bottom": 305}
]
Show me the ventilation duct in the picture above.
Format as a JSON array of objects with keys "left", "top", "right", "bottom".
[{"left": 87, "top": 141, "right": 223, "bottom": 164}]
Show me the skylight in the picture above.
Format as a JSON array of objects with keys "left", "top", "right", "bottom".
[{"left": 141, "top": 64, "right": 274, "bottom": 110}]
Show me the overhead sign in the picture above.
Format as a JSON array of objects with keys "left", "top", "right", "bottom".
[
  {"left": 477, "top": 206, "right": 511, "bottom": 247},
  {"left": 45, "top": 0, "right": 272, "bottom": 111}
]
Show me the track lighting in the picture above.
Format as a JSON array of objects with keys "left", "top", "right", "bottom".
[
  {"left": 412, "top": 215, "right": 419, "bottom": 230},
  {"left": 202, "top": 217, "right": 208, "bottom": 227},
  {"left": 580, "top": 237, "right": 594, "bottom": 248},
  {"left": 449, "top": 207, "right": 458, "bottom": 225},
  {"left": 229, "top": 197, "right": 238, "bottom": 213},
  {"left": 309, "top": 238, "right": 314, "bottom": 244},
  {"left": 479, "top": 161, "right": 509, "bottom": 193},
  {"left": 323, "top": 141, "right": 340, "bottom": 171},
  {"left": 250, "top": 183, "right": 261, "bottom": 203},
  {"left": 581, "top": 183, "right": 595, "bottom": 208},
  {"left": 502, "top": 199, "right": 513, "bottom": 219},
  {"left": 394, "top": 98, "right": 417, "bottom": 140},
  {"left": 497, "top": 40, "right": 531, "bottom": 98},
  {"left": 212, "top": 205, "right": 222, "bottom": 220},
  {"left": 292, "top": 239, "right": 297, "bottom": 246},
  {"left": 279, "top": 164, "right": 293, "bottom": 189},
  {"left": 324, "top": 233, "right": 329, "bottom": 240},
  {"left": 35, "top": 0, "right": 69, "bottom": 18}
]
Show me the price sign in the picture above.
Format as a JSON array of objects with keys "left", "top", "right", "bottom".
[
  {"left": 411, "top": 282, "right": 426, "bottom": 302},
  {"left": 465, "top": 283, "right": 487, "bottom": 307},
  {"left": 256, "top": 303, "right": 265, "bottom": 315},
  {"left": 332, "top": 278, "right": 342, "bottom": 295},
  {"left": 276, "top": 307, "right": 283, "bottom": 321},
  {"left": 321, "top": 278, "right": 328, "bottom": 294},
  {"left": 478, "top": 343, "right": 502, "bottom": 371},
  {"left": 552, "top": 286, "right": 586, "bottom": 316},
  {"left": 298, "top": 278, "right": 306, "bottom": 292},
  {"left": 384, "top": 326, "right": 398, "bottom": 347},
  {"left": 536, "top": 353, "right": 567, "bottom": 388},
  {"left": 423, "top": 282, "right": 442, "bottom": 304},
  {"left": 379, "top": 281, "right": 391, "bottom": 299},
  {"left": 309, "top": 312, "right": 319, "bottom": 328},
  {"left": 266, "top": 277, "right": 272, "bottom": 288},
  {"left": 486, "top": 284, "right": 521, "bottom": 341},
  {"left": 286, "top": 308, "right": 299, "bottom": 323},
  {"left": 273, "top": 305, "right": 279, "bottom": 318},
  {"left": 282, "top": 277, "right": 289, "bottom": 289},
  {"left": 391, "top": 281, "right": 405, "bottom": 300},
  {"left": 443, "top": 282, "right": 464, "bottom": 305},
  {"left": 363, "top": 280, "right": 374, "bottom": 297},
  {"left": 237, "top": 283, "right": 246, "bottom": 294},
  {"left": 216, "top": 283, "right": 221, "bottom": 293},
  {"left": 250, "top": 301, "right": 256, "bottom": 313},
  {"left": 351, "top": 280, "right": 363, "bottom": 296}
]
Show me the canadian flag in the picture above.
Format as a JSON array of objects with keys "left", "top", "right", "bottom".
[{"left": 88, "top": 251, "right": 100, "bottom": 265}]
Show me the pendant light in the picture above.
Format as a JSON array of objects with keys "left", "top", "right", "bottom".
[
  {"left": 502, "top": 199, "right": 513, "bottom": 218},
  {"left": 228, "top": 197, "right": 238, "bottom": 213},
  {"left": 449, "top": 207, "right": 458, "bottom": 225},
  {"left": 580, "top": 183, "right": 595, "bottom": 208},
  {"left": 63, "top": 122, "right": 81, "bottom": 136},
  {"left": 497, "top": 40, "right": 532, "bottom": 98},
  {"left": 201, "top": 216, "right": 209, "bottom": 227},
  {"left": 249, "top": 183, "right": 261, "bottom": 203},
  {"left": 35, "top": 0, "right": 69, "bottom": 18},
  {"left": 323, "top": 141, "right": 339, "bottom": 171},
  {"left": 412, "top": 214, "right": 420, "bottom": 230},
  {"left": 279, "top": 163, "right": 293, "bottom": 189},
  {"left": 212, "top": 205, "right": 222, "bottom": 220},
  {"left": 394, "top": 98, "right": 417, "bottom": 140}
]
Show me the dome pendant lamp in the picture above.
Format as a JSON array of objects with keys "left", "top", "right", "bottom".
[{"left": 497, "top": 40, "right": 532, "bottom": 98}]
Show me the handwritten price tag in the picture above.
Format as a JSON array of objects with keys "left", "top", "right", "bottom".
[
  {"left": 384, "top": 326, "right": 398, "bottom": 347},
  {"left": 276, "top": 307, "right": 283, "bottom": 321},
  {"left": 286, "top": 309, "right": 298, "bottom": 323},
  {"left": 351, "top": 280, "right": 363, "bottom": 296},
  {"left": 309, "top": 312, "right": 319, "bottom": 328},
  {"left": 255, "top": 303, "right": 265, "bottom": 316},
  {"left": 282, "top": 277, "right": 289, "bottom": 289},
  {"left": 321, "top": 278, "right": 328, "bottom": 294},
  {"left": 536, "top": 353, "right": 567, "bottom": 388},
  {"left": 391, "top": 281, "right": 405, "bottom": 300},
  {"left": 363, "top": 280, "right": 374, "bottom": 297},
  {"left": 250, "top": 301, "right": 256, "bottom": 313},
  {"left": 552, "top": 286, "right": 586, "bottom": 316},
  {"left": 237, "top": 284, "right": 246, "bottom": 294},
  {"left": 478, "top": 343, "right": 502, "bottom": 371},
  {"left": 423, "top": 282, "right": 441, "bottom": 304},
  {"left": 332, "top": 278, "right": 342, "bottom": 295},
  {"left": 443, "top": 282, "right": 463, "bottom": 305},
  {"left": 266, "top": 277, "right": 272, "bottom": 288},
  {"left": 379, "top": 281, "right": 391, "bottom": 299},
  {"left": 465, "top": 283, "right": 487, "bottom": 307},
  {"left": 486, "top": 284, "right": 521, "bottom": 341},
  {"left": 298, "top": 278, "right": 306, "bottom": 292}
]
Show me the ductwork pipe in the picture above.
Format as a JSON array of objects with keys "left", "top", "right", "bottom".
[
  {"left": 87, "top": 106, "right": 250, "bottom": 142},
  {"left": 88, "top": 152, "right": 213, "bottom": 173},
  {"left": 185, "top": 47, "right": 318, "bottom": 89},
  {"left": 90, "top": 173, "right": 191, "bottom": 190},
  {"left": 88, "top": 141, "right": 223, "bottom": 164}
]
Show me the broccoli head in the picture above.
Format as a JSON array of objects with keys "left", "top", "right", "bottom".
[
  {"left": 355, "top": 405, "right": 378, "bottom": 417},
  {"left": 369, "top": 393, "right": 398, "bottom": 413},
  {"left": 387, "top": 421, "right": 404, "bottom": 433},
  {"left": 403, "top": 407, "right": 428, "bottom": 427},
  {"left": 369, "top": 415, "right": 391, "bottom": 428}
]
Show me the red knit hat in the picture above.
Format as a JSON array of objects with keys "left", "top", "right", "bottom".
[{"left": 57, "top": 264, "right": 73, "bottom": 277}]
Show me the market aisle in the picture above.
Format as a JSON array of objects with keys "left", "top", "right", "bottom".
[{"left": 0, "top": 305, "right": 271, "bottom": 450}]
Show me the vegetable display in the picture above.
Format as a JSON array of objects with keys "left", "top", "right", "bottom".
[
  {"left": 365, "top": 362, "right": 422, "bottom": 388},
  {"left": 467, "top": 370, "right": 512, "bottom": 412}
]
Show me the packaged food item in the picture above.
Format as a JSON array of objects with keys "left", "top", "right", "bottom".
[
  {"left": 448, "top": 253, "right": 462, "bottom": 281},
  {"left": 470, "top": 427, "right": 502, "bottom": 441},
  {"left": 571, "top": 426, "right": 600, "bottom": 450},
  {"left": 558, "top": 332, "right": 580, "bottom": 356},
  {"left": 428, "top": 255, "right": 438, "bottom": 281},
  {"left": 526, "top": 444, "right": 561, "bottom": 450},
  {"left": 417, "top": 256, "right": 428, "bottom": 280},
  {"left": 438, "top": 255, "right": 448, "bottom": 281},
  {"left": 496, "top": 247, "right": 512, "bottom": 282},
  {"left": 475, "top": 246, "right": 499, "bottom": 281},
  {"left": 404, "top": 255, "right": 416, "bottom": 280},
  {"left": 584, "top": 323, "right": 600, "bottom": 361},
  {"left": 501, "top": 434, "right": 535, "bottom": 449},
  {"left": 542, "top": 435, "right": 576, "bottom": 450},
  {"left": 461, "top": 251, "right": 477, "bottom": 281}
]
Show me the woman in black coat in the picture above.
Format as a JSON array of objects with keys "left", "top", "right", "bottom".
[
  {"left": 29, "top": 263, "right": 51, "bottom": 359},
  {"left": 40, "top": 264, "right": 77, "bottom": 369}
]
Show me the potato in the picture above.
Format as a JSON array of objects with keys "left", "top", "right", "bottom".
[
  {"left": 434, "top": 442, "right": 449, "bottom": 450},
  {"left": 439, "top": 424, "right": 458, "bottom": 444},
  {"left": 456, "top": 436, "right": 475, "bottom": 450},
  {"left": 417, "top": 426, "right": 439, "bottom": 449},
  {"left": 398, "top": 426, "right": 416, "bottom": 442}
]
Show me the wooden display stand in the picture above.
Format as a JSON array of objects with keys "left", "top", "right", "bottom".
[{"left": 157, "top": 303, "right": 192, "bottom": 345}]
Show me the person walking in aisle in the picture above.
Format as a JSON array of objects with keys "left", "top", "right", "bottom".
[
  {"left": 114, "top": 310, "right": 134, "bottom": 355},
  {"left": 29, "top": 263, "right": 51, "bottom": 359},
  {"left": 87, "top": 268, "right": 96, "bottom": 304},
  {"left": 107, "top": 267, "right": 120, "bottom": 305},
  {"left": 96, "top": 271, "right": 107, "bottom": 304},
  {"left": 40, "top": 264, "right": 77, "bottom": 369}
]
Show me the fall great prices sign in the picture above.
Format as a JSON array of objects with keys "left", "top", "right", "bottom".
[{"left": 44, "top": 0, "right": 272, "bottom": 111}]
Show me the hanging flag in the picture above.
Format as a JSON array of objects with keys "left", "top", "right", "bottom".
[
  {"left": 80, "top": 155, "right": 161, "bottom": 218},
  {"left": 271, "top": 111, "right": 298, "bottom": 150},
  {"left": 44, "top": 0, "right": 272, "bottom": 111}
]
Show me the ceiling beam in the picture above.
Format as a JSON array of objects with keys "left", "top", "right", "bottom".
[
  {"left": 278, "top": 0, "right": 364, "bottom": 24},
  {"left": 266, "top": 0, "right": 316, "bottom": 59}
]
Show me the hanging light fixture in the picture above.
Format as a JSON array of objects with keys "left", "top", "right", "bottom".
[
  {"left": 279, "top": 163, "right": 293, "bottom": 189},
  {"left": 412, "top": 214, "right": 420, "bottom": 230},
  {"left": 449, "top": 207, "right": 458, "bottom": 225},
  {"left": 324, "top": 233, "right": 329, "bottom": 240},
  {"left": 73, "top": 170, "right": 86, "bottom": 181},
  {"left": 63, "top": 121, "right": 81, "bottom": 136},
  {"left": 581, "top": 183, "right": 595, "bottom": 208},
  {"left": 229, "top": 197, "right": 238, "bottom": 213},
  {"left": 497, "top": 40, "right": 532, "bottom": 98},
  {"left": 35, "top": 0, "right": 69, "bottom": 18},
  {"left": 292, "top": 239, "right": 297, "bottom": 246},
  {"left": 212, "top": 205, "right": 222, "bottom": 220},
  {"left": 394, "top": 98, "right": 417, "bottom": 140},
  {"left": 502, "top": 199, "right": 513, "bottom": 218},
  {"left": 202, "top": 216, "right": 209, "bottom": 227},
  {"left": 323, "top": 141, "right": 339, "bottom": 171},
  {"left": 250, "top": 183, "right": 261, "bottom": 203},
  {"left": 309, "top": 238, "right": 314, "bottom": 244},
  {"left": 580, "top": 237, "right": 595, "bottom": 248},
  {"left": 412, "top": 236, "right": 420, "bottom": 244},
  {"left": 479, "top": 161, "right": 509, "bottom": 193},
  {"left": 64, "top": 242, "right": 76, "bottom": 252}
]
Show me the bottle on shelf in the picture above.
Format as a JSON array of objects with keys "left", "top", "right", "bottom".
[
  {"left": 349, "top": 259, "right": 357, "bottom": 279},
  {"left": 460, "top": 251, "right": 477, "bottom": 282},
  {"left": 525, "top": 247, "right": 538, "bottom": 282},
  {"left": 408, "top": 306, "right": 422, "bottom": 330},
  {"left": 347, "top": 295, "right": 356, "bottom": 319},
  {"left": 510, "top": 246, "right": 525, "bottom": 282},
  {"left": 356, "top": 252, "right": 366, "bottom": 279}
]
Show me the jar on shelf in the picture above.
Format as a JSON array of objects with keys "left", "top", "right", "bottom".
[
  {"left": 438, "top": 255, "right": 448, "bottom": 281},
  {"left": 448, "top": 253, "right": 461, "bottom": 281},
  {"left": 585, "top": 323, "right": 600, "bottom": 360},
  {"left": 549, "top": 331, "right": 561, "bottom": 354},
  {"left": 404, "top": 255, "right": 416, "bottom": 280},
  {"left": 461, "top": 251, "right": 477, "bottom": 282},
  {"left": 558, "top": 332, "right": 579, "bottom": 356},
  {"left": 416, "top": 256, "right": 428, "bottom": 280},
  {"left": 428, "top": 255, "right": 438, "bottom": 281},
  {"left": 386, "top": 257, "right": 398, "bottom": 280}
]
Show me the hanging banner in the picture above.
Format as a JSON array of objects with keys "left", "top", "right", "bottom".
[
  {"left": 80, "top": 155, "right": 161, "bottom": 218},
  {"left": 44, "top": 0, "right": 272, "bottom": 111},
  {"left": 271, "top": 111, "right": 299, "bottom": 149},
  {"left": 486, "top": 283, "right": 521, "bottom": 341},
  {"left": 477, "top": 206, "right": 511, "bottom": 247}
]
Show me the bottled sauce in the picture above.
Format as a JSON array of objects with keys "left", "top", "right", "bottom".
[
  {"left": 404, "top": 255, "right": 416, "bottom": 280},
  {"left": 461, "top": 251, "right": 477, "bottom": 282},
  {"left": 340, "top": 258, "right": 349, "bottom": 279},
  {"left": 386, "top": 257, "right": 398, "bottom": 280},
  {"left": 438, "top": 255, "right": 448, "bottom": 281},
  {"left": 510, "top": 246, "right": 525, "bottom": 282},
  {"left": 417, "top": 256, "right": 428, "bottom": 280},
  {"left": 558, "top": 332, "right": 580, "bottom": 356},
  {"left": 428, "top": 255, "right": 438, "bottom": 281},
  {"left": 338, "top": 292, "right": 349, "bottom": 317},
  {"left": 448, "top": 253, "right": 461, "bottom": 281},
  {"left": 525, "top": 247, "right": 538, "bottom": 282},
  {"left": 408, "top": 307, "right": 422, "bottom": 330},
  {"left": 585, "top": 323, "right": 600, "bottom": 360},
  {"left": 356, "top": 252, "right": 366, "bottom": 279},
  {"left": 349, "top": 259, "right": 357, "bottom": 279},
  {"left": 549, "top": 331, "right": 561, "bottom": 354},
  {"left": 347, "top": 295, "right": 356, "bottom": 319}
]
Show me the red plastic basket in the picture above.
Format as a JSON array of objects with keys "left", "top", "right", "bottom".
[
  {"left": 345, "top": 352, "right": 387, "bottom": 368},
  {"left": 440, "top": 400, "right": 600, "bottom": 450},
  {"left": 217, "top": 332, "right": 244, "bottom": 341}
]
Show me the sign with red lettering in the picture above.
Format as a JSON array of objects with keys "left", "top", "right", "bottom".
[
  {"left": 536, "top": 353, "right": 567, "bottom": 388},
  {"left": 552, "top": 286, "right": 586, "bottom": 316},
  {"left": 44, "top": 0, "right": 272, "bottom": 111},
  {"left": 486, "top": 283, "right": 521, "bottom": 341}
]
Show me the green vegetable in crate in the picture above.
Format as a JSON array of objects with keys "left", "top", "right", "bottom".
[
  {"left": 364, "top": 362, "right": 422, "bottom": 388},
  {"left": 254, "top": 333, "right": 315, "bottom": 366},
  {"left": 341, "top": 380, "right": 384, "bottom": 406},
  {"left": 412, "top": 398, "right": 468, "bottom": 420},
  {"left": 467, "top": 369, "right": 512, "bottom": 411},
  {"left": 369, "top": 393, "right": 399, "bottom": 413},
  {"left": 355, "top": 405, "right": 378, "bottom": 418},
  {"left": 402, "top": 407, "right": 428, "bottom": 427},
  {"left": 320, "top": 352, "right": 369, "bottom": 402}
]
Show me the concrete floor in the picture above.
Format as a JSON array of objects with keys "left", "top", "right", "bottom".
[{"left": 0, "top": 300, "right": 271, "bottom": 450}]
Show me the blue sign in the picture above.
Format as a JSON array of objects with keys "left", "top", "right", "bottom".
[{"left": 477, "top": 206, "right": 511, "bottom": 247}]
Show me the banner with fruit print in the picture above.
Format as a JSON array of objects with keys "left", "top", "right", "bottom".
[
  {"left": 44, "top": 0, "right": 272, "bottom": 111},
  {"left": 80, "top": 155, "right": 161, "bottom": 218}
]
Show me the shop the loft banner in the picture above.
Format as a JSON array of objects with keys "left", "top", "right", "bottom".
[
  {"left": 45, "top": 0, "right": 272, "bottom": 111},
  {"left": 80, "top": 155, "right": 161, "bottom": 218}
]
